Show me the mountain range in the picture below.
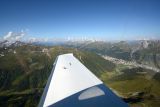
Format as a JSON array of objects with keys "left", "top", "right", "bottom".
[{"left": 0, "top": 40, "right": 160, "bottom": 107}]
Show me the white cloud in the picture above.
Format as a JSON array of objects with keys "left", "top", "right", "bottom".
[
  {"left": 28, "top": 37, "right": 37, "bottom": 42},
  {"left": 3, "top": 31, "right": 26, "bottom": 42},
  {"left": 3, "top": 32, "right": 13, "bottom": 40}
]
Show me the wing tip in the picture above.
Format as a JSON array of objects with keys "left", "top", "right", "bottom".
[{"left": 58, "top": 53, "right": 73, "bottom": 57}]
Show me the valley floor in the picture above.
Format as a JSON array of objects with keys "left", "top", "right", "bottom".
[{"left": 101, "top": 56, "right": 160, "bottom": 107}]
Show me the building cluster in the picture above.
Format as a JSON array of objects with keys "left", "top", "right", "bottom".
[{"left": 103, "top": 55, "right": 160, "bottom": 72}]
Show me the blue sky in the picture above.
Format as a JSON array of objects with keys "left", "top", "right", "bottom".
[{"left": 0, "top": 0, "right": 160, "bottom": 40}]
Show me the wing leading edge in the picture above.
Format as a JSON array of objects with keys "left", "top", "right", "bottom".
[{"left": 39, "top": 53, "right": 128, "bottom": 107}]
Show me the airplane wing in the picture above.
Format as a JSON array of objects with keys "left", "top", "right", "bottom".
[{"left": 38, "top": 53, "right": 128, "bottom": 107}]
